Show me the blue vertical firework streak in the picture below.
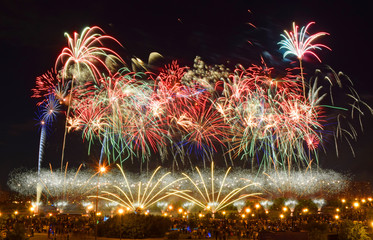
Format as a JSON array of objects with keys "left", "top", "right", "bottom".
[{"left": 36, "top": 95, "right": 61, "bottom": 174}]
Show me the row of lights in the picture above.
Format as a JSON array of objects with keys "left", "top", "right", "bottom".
[{"left": 341, "top": 198, "right": 372, "bottom": 204}]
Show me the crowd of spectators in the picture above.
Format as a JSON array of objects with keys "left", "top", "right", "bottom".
[{"left": 0, "top": 209, "right": 371, "bottom": 239}]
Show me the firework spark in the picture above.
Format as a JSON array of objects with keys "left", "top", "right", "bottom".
[
  {"left": 169, "top": 162, "right": 261, "bottom": 216},
  {"left": 278, "top": 22, "right": 331, "bottom": 96},
  {"left": 90, "top": 165, "right": 184, "bottom": 213}
]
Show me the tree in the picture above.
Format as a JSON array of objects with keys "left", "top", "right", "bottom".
[{"left": 338, "top": 220, "right": 371, "bottom": 240}]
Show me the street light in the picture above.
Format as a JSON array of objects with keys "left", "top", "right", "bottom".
[
  {"left": 29, "top": 207, "right": 35, "bottom": 228},
  {"left": 118, "top": 208, "right": 124, "bottom": 240},
  {"left": 95, "top": 165, "right": 106, "bottom": 240}
]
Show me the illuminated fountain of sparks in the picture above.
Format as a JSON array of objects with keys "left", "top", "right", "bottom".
[
  {"left": 312, "top": 198, "right": 326, "bottom": 213},
  {"left": 8, "top": 164, "right": 97, "bottom": 213},
  {"left": 169, "top": 162, "right": 262, "bottom": 218},
  {"left": 8, "top": 166, "right": 349, "bottom": 213},
  {"left": 260, "top": 200, "right": 273, "bottom": 212},
  {"left": 261, "top": 169, "right": 349, "bottom": 199},
  {"left": 89, "top": 164, "right": 184, "bottom": 213},
  {"left": 284, "top": 199, "right": 298, "bottom": 216}
]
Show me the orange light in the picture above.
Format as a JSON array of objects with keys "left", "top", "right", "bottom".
[
  {"left": 118, "top": 208, "right": 124, "bottom": 214},
  {"left": 245, "top": 208, "right": 251, "bottom": 213},
  {"left": 99, "top": 166, "right": 106, "bottom": 173},
  {"left": 280, "top": 214, "right": 284, "bottom": 219},
  {"left": 334, "top": 215, "right": 339, "bottom": 220}
]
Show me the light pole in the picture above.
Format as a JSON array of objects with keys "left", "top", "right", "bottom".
[
  {"left": 95, "top": 166, "right": 106, "bottom": 240},
  {"left": 30, "top": 206, "right": 35, "bottom": 235},
  {"left": 118, "top": 208, "right": 124, "bottom": 240}
]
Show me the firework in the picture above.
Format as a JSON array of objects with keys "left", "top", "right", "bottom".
[
  {"left": 169, "top": 162, "right": 261, "bottom": 217},
  {"left": 90, "top": 164, "right": 183, "bottom": 213},
  {"left": 8, "top": 164, "right": 97, "bottom": 208},
  {"left": 56, "top": 26, "right": 125, "bottom": 171},
  {"left": 32, "top": 69, "right": 69, "bottom": 106},
  {"left": 9, "top": 166, "right": 349, "bottom": 213},
  {"left": 55, "top": 26, "right": 125, "bottom": 82},
  {"left": 36, "top": 95, "right": 61, "bottom": 175},
  {"left": 27, "top": 23, "right": 372, "bottom": 183},
  {"left": 260, "top": 169, "right": 349, "bottom": 199},
  {"left": 278, "top": 22, "right": 331, "bottom": 96}
]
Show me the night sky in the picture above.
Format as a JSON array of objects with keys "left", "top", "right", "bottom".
[{"left": 0, "top": 0, "right": 372, "bottom": 190}]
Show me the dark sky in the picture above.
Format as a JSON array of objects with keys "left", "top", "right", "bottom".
[{"left": 0, "top": 0, "right": 372, "bottom": 190}]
